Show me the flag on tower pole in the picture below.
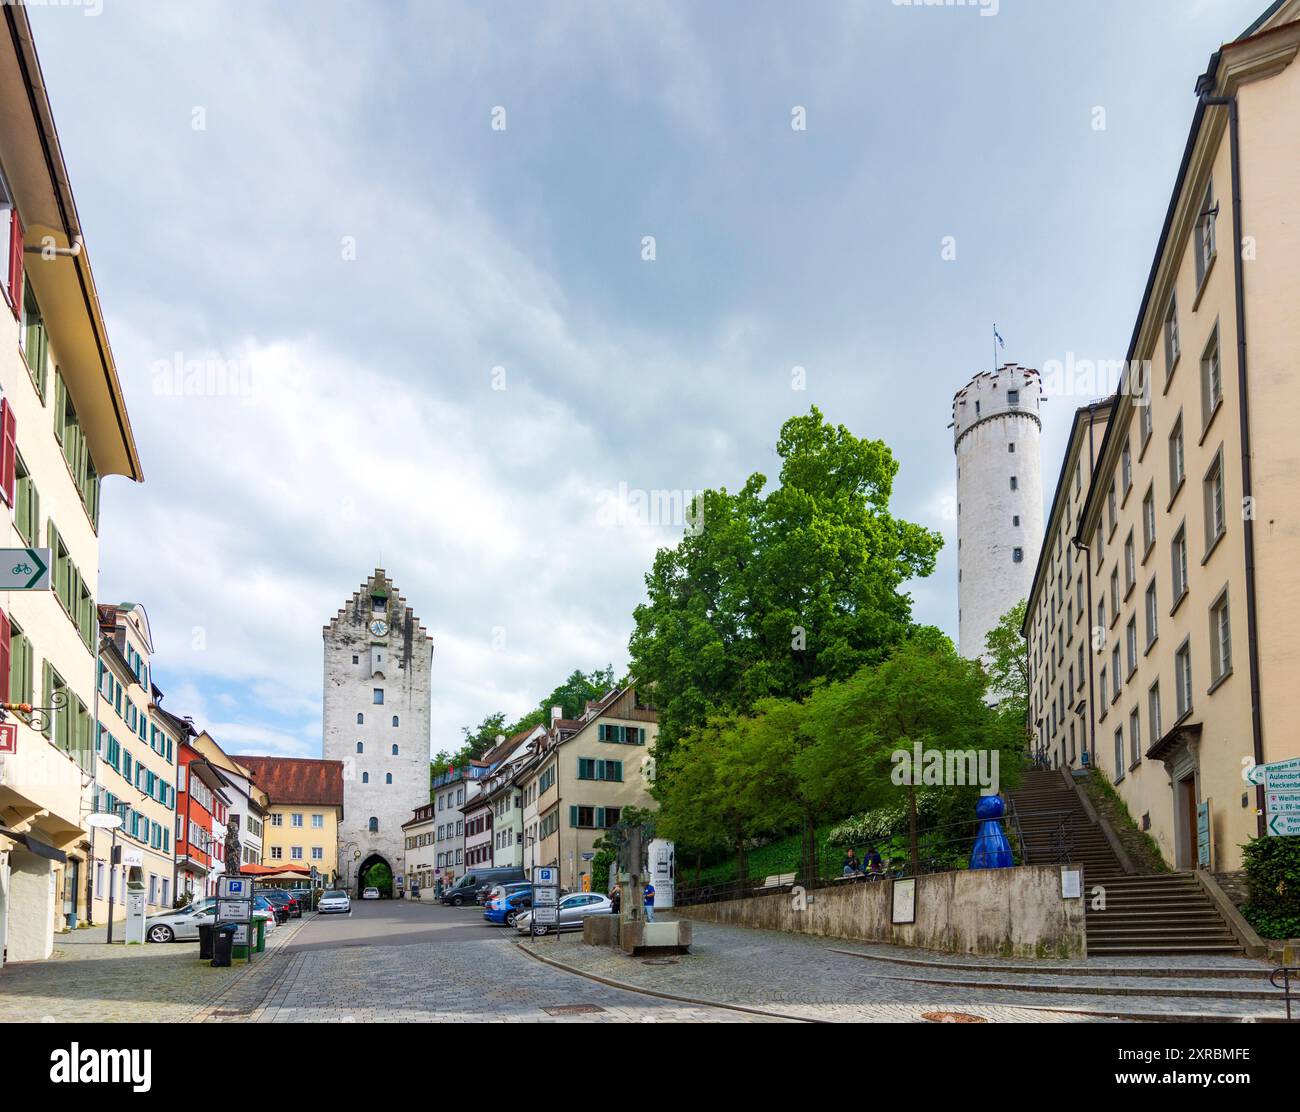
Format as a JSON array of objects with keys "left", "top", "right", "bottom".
[{"left": 993, "top": 325, "right": 1006, "bottom": 371}]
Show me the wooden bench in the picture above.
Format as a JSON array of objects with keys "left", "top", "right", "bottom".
[{"left": 753, "top": 872, "right": 797, "bottom": 894}]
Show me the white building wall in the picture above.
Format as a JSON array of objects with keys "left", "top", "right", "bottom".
[{"left": 953, "top": 365, "right": 1045, "bottom": 660}]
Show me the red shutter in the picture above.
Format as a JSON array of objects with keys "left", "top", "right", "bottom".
[
  {"left": 0, "top": 608, "right": 11, "bottom": 705},
  {"left": 0, "top": 399, "right": 15, "bottom": 508},
  {"left": 7, "top": 209, "right": 22, "bottom": 314}
]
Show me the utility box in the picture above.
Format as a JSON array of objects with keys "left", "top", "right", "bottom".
[{"left": 124, "top": 866, "right": 146, "bottom": 945}]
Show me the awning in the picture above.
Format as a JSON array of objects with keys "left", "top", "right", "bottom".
[
  {"left": 1146, "top": 718, "right": 1202, "bottom": 763},
  {"left": 0, "top": 826, "right": 68, "bottom": 863}
]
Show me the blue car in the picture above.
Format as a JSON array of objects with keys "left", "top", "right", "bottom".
[{"left": 483, "top": 888, "right": 532, "bottom": 926}]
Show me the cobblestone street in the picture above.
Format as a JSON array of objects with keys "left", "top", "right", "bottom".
[{"left": 4, "top": 900, "right": 1288, "bottom": 1024}]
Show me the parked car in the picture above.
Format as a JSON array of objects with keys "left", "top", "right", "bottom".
[
  {"left": 253, "top": 894, "right": 281, "bottom": 930},
  {"left": 259, "top": 889, "right": 302, "bottom": 920},
  {"left": 514, "top": 892, "right": 612, "bottom": 935},
  {"left": 483, "top": 888, "right": 533, "bottom": 926},
  {"left": 144, "top": 897, "right": 272, "bottom": 944},
  {"left": 362, "top": 886, "right": 380, "bottom": 900},
  {"left": 317, "top": 890, "right": 352, "bottom": 915},
  {"left": 484, "top": 881, "right": 532, "bottom": 905},
  {"left": 441, "top": 867, "right": 527, "bottom": 906}
]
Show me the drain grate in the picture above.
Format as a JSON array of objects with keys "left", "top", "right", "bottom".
[
  {"left": 542, "top": 1003, "right": 606, "bottom": 1016},
  {"left": 921, "top": 1011, "right": 987, "bottom": 1024}
]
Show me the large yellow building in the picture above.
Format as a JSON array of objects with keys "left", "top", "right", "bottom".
[
  {"left": 1027, "top": 0, "right": 1300, "bottom": 872},
  {"left": 235, "top": 756, "right": 345, "bottom": 887},
  {"left": 0, "top": 7, "right": 142, "bottom": 965}
]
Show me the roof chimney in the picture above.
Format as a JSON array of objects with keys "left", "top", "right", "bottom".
[{"left": 550, "top": 705, "right": 562, "bottom": 723}]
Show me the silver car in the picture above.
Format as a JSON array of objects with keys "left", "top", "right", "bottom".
[
  {"left": 514, "top": 892, "right": 612, "bottom": 935},
  {"left": 317, "top": 890, "right": 352, "bottom": 914},
  {"left": 144, "top": 897, "right": 273, "bottom": 943}
]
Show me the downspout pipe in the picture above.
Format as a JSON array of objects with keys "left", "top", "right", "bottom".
[
  {"left": 1072, "top": 401, "right": 1103, "bottom": 768},
  {"left": 1199, "top": 88, "right": 1266, "bottom": 837}
]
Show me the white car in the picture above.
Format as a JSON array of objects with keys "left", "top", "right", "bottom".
[
  {"left": 318, "top": 890, "right": 352, "bottom": 914},
  {"left": 514, "top": 892, "right": 612, "bottom": 935},
  {"left": 362, "top": 886, "right": 380, "bottom": 900},
  {"left": 144, "top": 897, "right": 273, "bottom": 944}
]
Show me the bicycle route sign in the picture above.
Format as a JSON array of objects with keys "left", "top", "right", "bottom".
[{"left": 0, "top": 548, "right": 51, "bottom": 591}]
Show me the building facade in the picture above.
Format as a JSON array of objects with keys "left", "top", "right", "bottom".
[
  {"left": 91, "top": 604, "right": 181, "bottom": 923},
  {"left": 518, "top": 687, "right": 658, "bottom": 891},
  {"left": 323, "top": 570, "right": 433, "bottom": 894},
  {"left": 0, "top": 6, "right": 142, "bottom": 965},
  {"left": 1023, "top": 401, "right": 1114, "bottom": 769},
  {"left": 431, "top": 762, "right": 486, "bottom": 885},
  {"left": 401, "top": 803, "right": 436, "bottom": 894},
  {"left": 234, "top": 756, "right": 344, "bottom": 886},
  {"left": 953, "top": 364, "right": 1045, "bottom": 660},
  {"left": 1030, "top": 0, "right": 1300, "bottom": 873},
  {"left": 174, "top": 738, "right": 229, "bottom": 901},
  {"left": 190, "top": 732, "right": 266, "bottom": 869}
]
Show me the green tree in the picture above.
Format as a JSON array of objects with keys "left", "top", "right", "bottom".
[
  {"left": 506, "top": 666, "right": 619, "bottom": 733},
  {"left": 629, "top": 407, "right": 942, "bottom": 760},
  {"left": 829, "top": 634, "right": 1017, "bottom": 871},
  {"left": 362, "top": 860, "right": 393, "bottom": 895},
  {"left": 655, "top": 714, "right": 763, "bottom": 885}
]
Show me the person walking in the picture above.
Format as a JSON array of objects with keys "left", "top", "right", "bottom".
[
  {"left": 643, "top": 880, "right": 656, "bottom": 922},
  {"left": 610, "top": 885, "right": 621, "bottom": 916}
]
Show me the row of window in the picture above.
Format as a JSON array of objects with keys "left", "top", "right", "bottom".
[
  {"left": 359, "top": 771, "right": 394, "bottom": 784},
  {"left": 354, "top": 712, "right": 399, "bottom": 725},
  {"left": 95, "top": 789, "right": 172, "bottom": 853},
  {"left": 355, "top": 741, "right": 399, "bottom": 755},
  {"left": 268, "top": 846, "right": 325, "bottom": 861},
  {"left": 269, "top": 812, "right": 326, "bottom": 828}
]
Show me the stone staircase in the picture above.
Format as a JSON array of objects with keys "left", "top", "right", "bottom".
[{"left": 1008, "top": 769, "right": 1242, "bottom": 956}]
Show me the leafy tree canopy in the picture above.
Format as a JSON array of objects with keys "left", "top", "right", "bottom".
[{"left": 629, "top": 406, "right": 942, "bottom": 759}]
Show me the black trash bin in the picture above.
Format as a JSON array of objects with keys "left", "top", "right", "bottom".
[
  {"left": 211, "top": 924, "right": 238, "bottom": 968},
  {"left": 198, "top": 923, "right": 214, "bottom": 960}
]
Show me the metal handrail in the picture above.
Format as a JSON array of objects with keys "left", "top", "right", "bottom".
[{"left": 1270, "top": 967, "right": 1298, "bottom": 1022}]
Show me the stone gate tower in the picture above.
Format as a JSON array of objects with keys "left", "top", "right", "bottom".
[
  {"left": 323, "top": 570, "right": 433, "bottom": 894},
  {"left": 953, "top": 365, "right": 1044, "bottom": 660}
]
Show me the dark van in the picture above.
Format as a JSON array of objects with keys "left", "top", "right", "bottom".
[{"left": 441, "top": 867, "right": 527, "bottom": 906}]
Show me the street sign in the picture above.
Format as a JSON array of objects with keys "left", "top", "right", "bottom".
[
  {"left": 534, "top": 886, "right": 557, "bottom": 905},
  {"left": 1266, "top": 791, "right": 1300, "bottom": 815},
  {"left": 121, "top": 847, "right": 143, "bottom": 867},
  {"left": 534, "top": 866, "right": 558, "bottom": 886},
  {"left": 0, "top": 722, "right": 16, "bottom": 755},
  {"left": 217, "top": 876, "right": 253, "bottom": 899},
  {"left": 533, "top": 905, "right": 557, "bottom": 925},
  {"left": 0, "top": 548, "right": 50, "bottom": 591},
  {"left": 217, "top": 899, "right": 251, "bottom": 922},
  {"left": 1263, "top": 758, "right": 1300, "bottom": 794},
  {"left": 1267, "top": 813, "right": 1300, "bottom": 837},
  {"left": 1196, "top": 801, "right": 1212, "bottom": 868}
]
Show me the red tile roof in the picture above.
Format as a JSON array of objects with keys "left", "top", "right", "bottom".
[{"left": 231, "top": 756, "right": 344, "bottom": 807}]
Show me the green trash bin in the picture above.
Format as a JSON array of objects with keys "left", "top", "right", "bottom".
[{"left": 255, "top": 917, "right": 266, "bottom": 953}]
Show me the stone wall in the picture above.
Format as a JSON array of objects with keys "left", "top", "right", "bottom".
[{"left": 675, "top": 865, "right": 1085, "bottom": 959}]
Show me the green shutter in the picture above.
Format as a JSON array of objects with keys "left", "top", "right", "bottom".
[
  {"left": 40, "top": 659, "right": 52, "bottom": 737},
  {"left": 595, "top": 807, "right": 605, "bottom": 829},
  {"left": 610, "top": 760, "right": 623, "bottom": 782},
  {"left": 569, "top": 805, "right": 578, "bottom": 828}
]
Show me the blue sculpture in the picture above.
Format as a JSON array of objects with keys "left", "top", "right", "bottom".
[{"left": 969, "top": 794, "right": 1014, "bottom": 869}]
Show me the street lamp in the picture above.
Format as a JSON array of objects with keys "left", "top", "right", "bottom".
[{"left": 86, "top": 804, "right": 129, "bottom": 944}]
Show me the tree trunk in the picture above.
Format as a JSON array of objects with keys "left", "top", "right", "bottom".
[
  {"left": 908, "top": 785, "right": 920, "bottom": 874},
  {"left": 694, "top": 851, "right": 702, "bottom": 888},
  {"left": 800, "top": 814, "right": 818, "bottom": 884}
]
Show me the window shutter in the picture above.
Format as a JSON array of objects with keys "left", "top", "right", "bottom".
[
  {"left": 569, "top": 805, "right": 578, "bottom": 828},
  {"left": 40, "top": 659, "right": 52, "bottom": 737},
  {"left": 0, "top": 399, "right": 15, "bottom": 508},
  {"left": 0, "top": 608, "right": 10, "bottom": 705},
  {"left": 612, "top": 760, "right": 623, "bottom": 782},
  {"left": 595, "top": 807, "right": 605, "bottom": 829},
  {"left": 7, "top": 209, "right": 22, "bottom": 312}
]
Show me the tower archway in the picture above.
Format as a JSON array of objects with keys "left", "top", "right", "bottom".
[{"left": 357, "top": 853, "right": 393, "bottom": 898}]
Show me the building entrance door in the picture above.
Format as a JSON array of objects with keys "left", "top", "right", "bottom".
[
  {"left": 1180, "top": 776, "right": 1198, "bottom": 868},
  {"left": 61, "top": 859, "right": 79, "bottom": 929}
]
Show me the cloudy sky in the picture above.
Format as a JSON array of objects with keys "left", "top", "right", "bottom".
[{"left": 31, "top": 0, "right": 1267, "bottom": 758}]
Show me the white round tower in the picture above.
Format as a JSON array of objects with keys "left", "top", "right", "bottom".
[{"left": 953, "top": 364, "right": 1044, "bottom": 660}]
